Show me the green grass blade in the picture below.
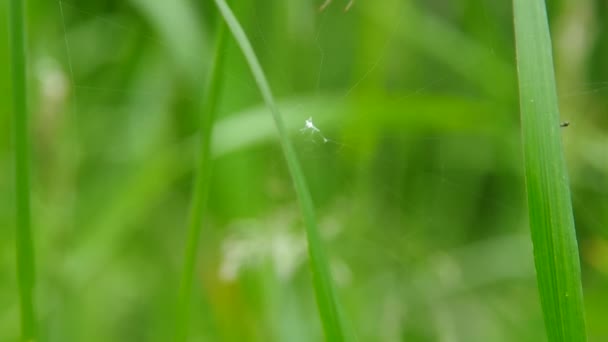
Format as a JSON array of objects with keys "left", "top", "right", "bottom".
[
  {"left": 513, "top": 0, "right": 587, "bottom": 340},
  {"left": 213, "top": 1, "right": 347, "bottom": 340},
  {"left": 8, "top": 0, "right": 37, "bottom": 339},
  {"left": 175, "top": 22, "right": 227, "bottom": 342}
]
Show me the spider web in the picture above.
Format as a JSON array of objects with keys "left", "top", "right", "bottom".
[
  {"left": 49, "top": 0, "right": 596, "bottom": 294},
  {"left": 39, "top": 0, "right": 607, "bottom": 341}
]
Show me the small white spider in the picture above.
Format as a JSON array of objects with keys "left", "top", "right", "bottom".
[
  {"left": 301, "top": 117, "right": 320, "bottom": 133},
  {"left": 300, "top": 117, "right": 328, "bottom": 143},
  {"left": 319, "top": 0, "right": 354, "bottom": 12}
]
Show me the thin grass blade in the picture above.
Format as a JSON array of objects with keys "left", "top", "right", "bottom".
[
  {"left": 174, "top": 22, "right": 227, "bottom": 342},
  {"left": 213, "top": 0, "right": 347, "bottom": 340},
  {"left": 513, "top": 0, "right": 587, "bottom": 340},
  {"left": 9, "top": 0, "right": 37, "bottom": 339}
]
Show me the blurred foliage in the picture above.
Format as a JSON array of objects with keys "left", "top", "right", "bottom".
[{"left": 1, "top": 0, "right": 607, "bottom": 341}]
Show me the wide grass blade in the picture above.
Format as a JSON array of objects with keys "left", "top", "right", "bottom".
[
  {"left": 213, "top": 0, "right": 347, "bottom": 340},
  {"left": 175, "top": 22, "right": 227, "bottom": 342},
  {"left": 513, "top": 0, "right": 587, "bottom": 340},
  {"left": 8, "top": 0, "right": 37, "bottom": 339}
]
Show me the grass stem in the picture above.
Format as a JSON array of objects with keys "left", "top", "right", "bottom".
[
  {"left": 9, "top": 0, "right": 37, "bottom": 339},
  {"left": 213, "top": 0, "right": 347, "bottom": 340},
  {"left": 174, "top": 21, "right": 227, "bottom": 342},
  {"left": 513, "top": 0, "right": 587, "bottom": 340}
]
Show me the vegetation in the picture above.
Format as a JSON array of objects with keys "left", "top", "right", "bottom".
[
  {"left": 2, "top": 0, "right": 607, "bottom": 341},
  {"left": 8, "top": 0, "right": 37, "bottom": 340},
  {"left": 513, "top": 0, "right": 587, "bottom": 340}
]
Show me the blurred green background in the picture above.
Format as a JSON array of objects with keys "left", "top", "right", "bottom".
[{"left": 2, "top": 0, "right": 608, "bottom": 341}]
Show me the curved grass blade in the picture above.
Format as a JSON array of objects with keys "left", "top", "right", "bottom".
[
  {"left": 513, "top": 0, "right": 587, "bottom": 340},
  {"left": 9, "top": 0, "right": 37, "bottom": 339},
  {"left": 213, "top": 0, "right": 347, "bottom": 340},
  {"left": 174, "top": 22, "right": 227, "bottom": 342}
]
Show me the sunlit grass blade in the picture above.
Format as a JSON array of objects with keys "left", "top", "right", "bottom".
[
  {"left": 513, "top": 0, "right": 587, "bottom": 340},
  {"left": 9, "top": 0, "right": 37, "bottom": 339},
  {"left": 213, "top": 0, "right": 347, "bottom": 340},
  {"left": 174, "top": 22, "right": 227, "bottom": 342}
]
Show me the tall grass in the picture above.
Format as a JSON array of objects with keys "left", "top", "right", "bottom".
[
  {"left": 175, "top": 21, "right": 227, "bottom": 342},
  {"left": 513, "top": 0, "right": 587, "bottom": 340},
  {"left": 8, "top": 0, "right": 37, "bottom": 340},
  {"left": 213, "top": 0, "right": 347, "bottom": 340}
]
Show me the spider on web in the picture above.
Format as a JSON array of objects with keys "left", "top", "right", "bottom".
[
  {"left": 319, "top": 0, "right": 354, "bottom": 12},
  {"left": 300, "top": 117, "right": 329, "bottom": 143}
]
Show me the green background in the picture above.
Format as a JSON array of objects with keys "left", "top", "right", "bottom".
[{"left": 1, "top": 0, "right": 607, "bottom": 341}]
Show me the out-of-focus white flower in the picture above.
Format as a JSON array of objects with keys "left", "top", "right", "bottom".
[
  {"left": 218, "top": 206, "right": 349, "bottom": 284},
  {"left": 36, "top": 56, "right": 69, "bottom": 117},
  {"left": 35, "top": 57, "right": 69, "bottom": 143},
  {"left": 219, "top": 225, "right": 307, "bottom": 282}
]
